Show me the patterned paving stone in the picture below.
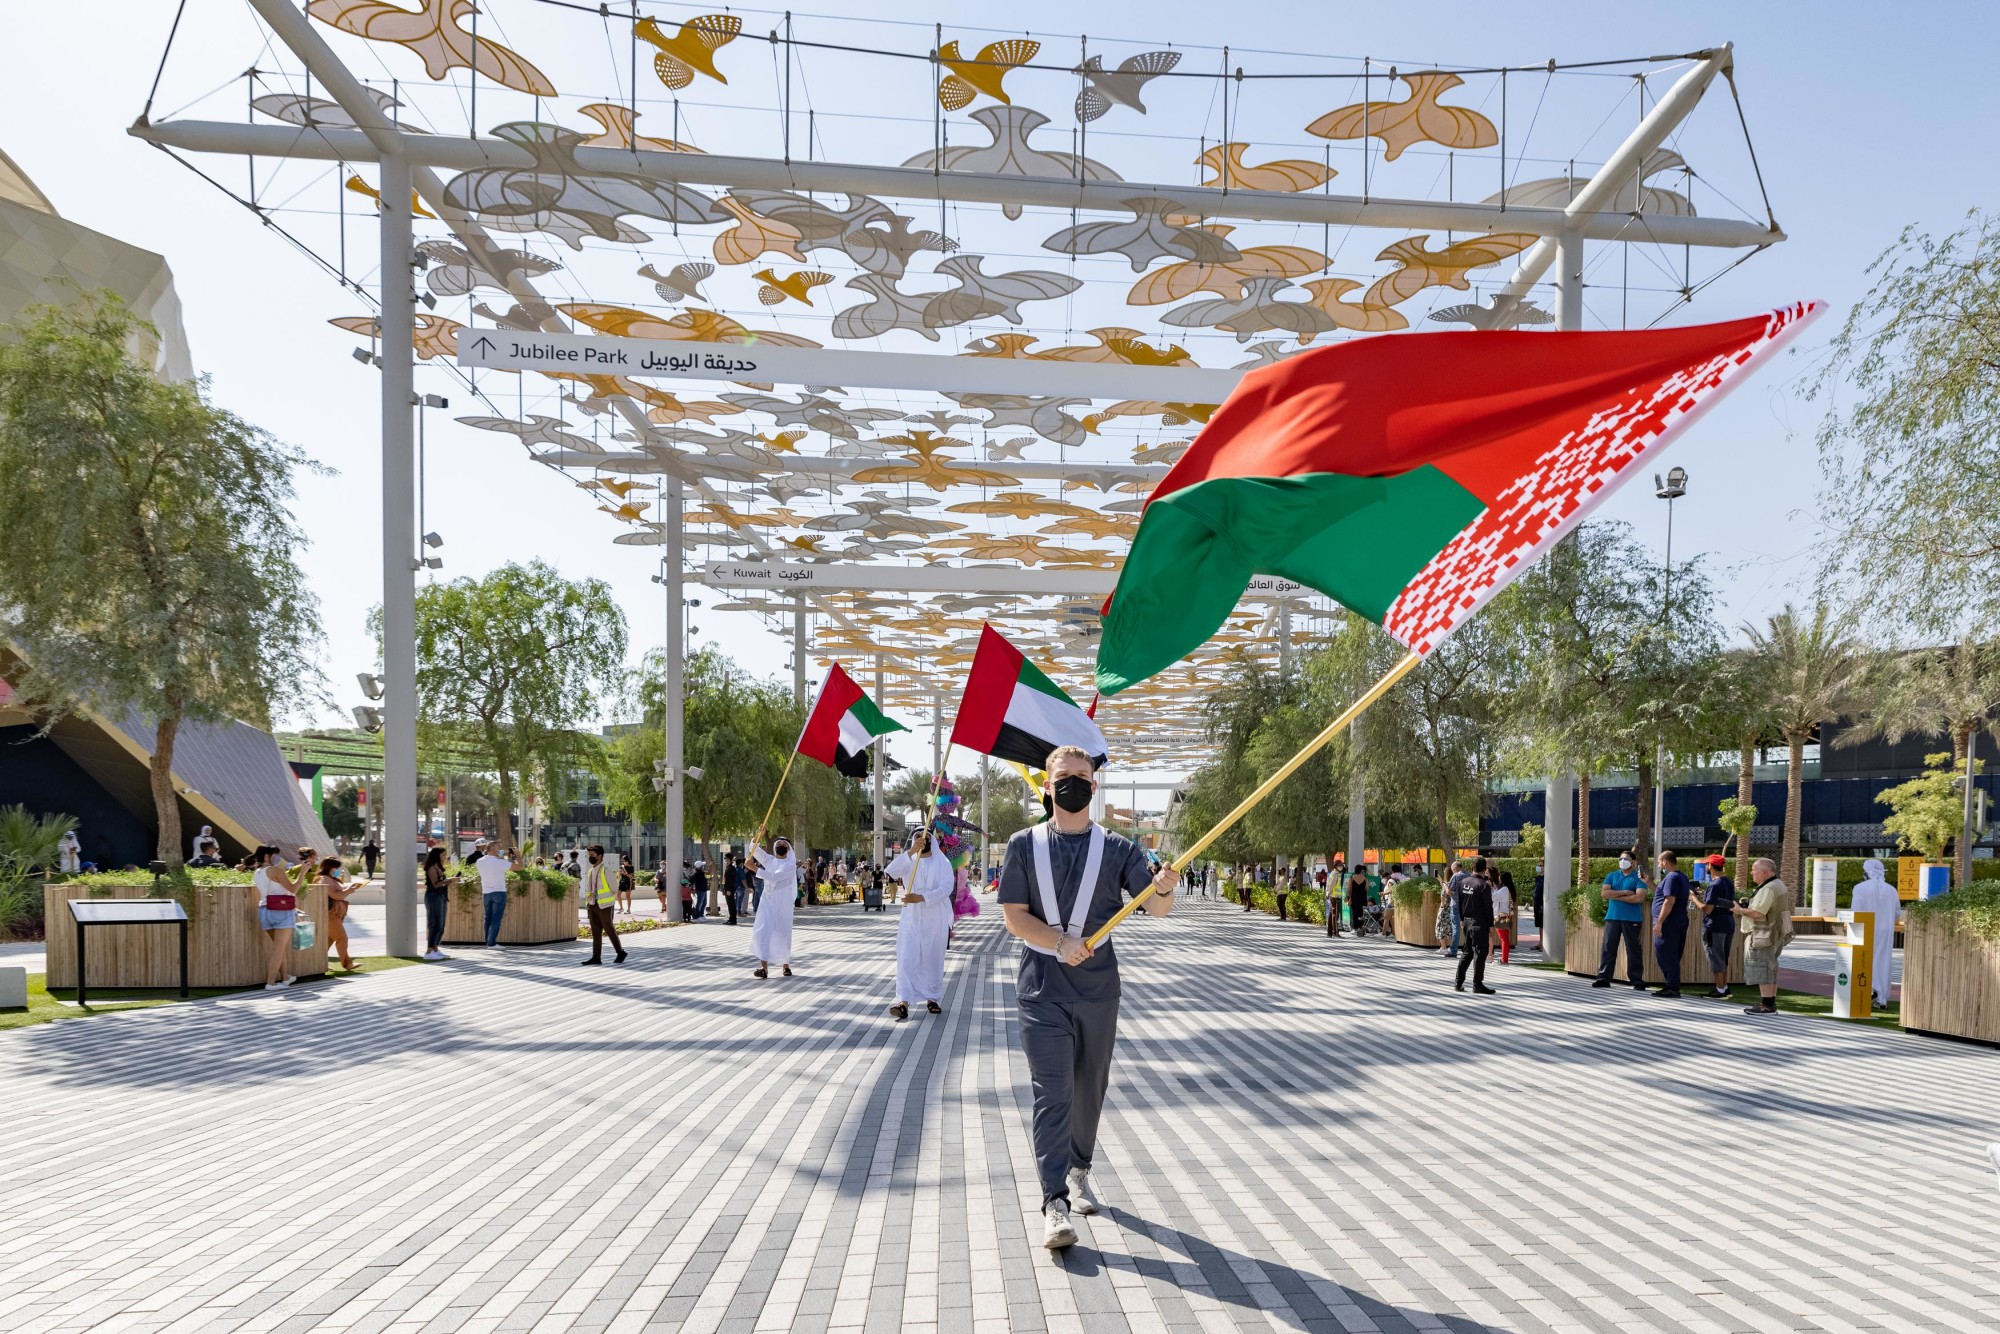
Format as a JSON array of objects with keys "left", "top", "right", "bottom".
[{"left": 2, "top": 897, "right": 1998, "bottom": 1332}]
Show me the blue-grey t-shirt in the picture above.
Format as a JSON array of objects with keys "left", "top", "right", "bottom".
[
  {"left": 996, "top": 823, "right": 1153, "bottom": 1003},
  {"left": 1602, "top": 869, "right": 1647, "bottom": 922},
  {"left": 1651, "top": 869, "right": 1690, "bottom": 931}
]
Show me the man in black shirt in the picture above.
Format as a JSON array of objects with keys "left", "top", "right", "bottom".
[
  {"left": 997, "top": 745, "right": 1180, "bottom": 1251},
  {"left": 1452, "top": 857, "right": 1497, "bottom": 994}
]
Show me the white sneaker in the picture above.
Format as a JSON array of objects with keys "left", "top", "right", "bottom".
[
  {"left": 423, "top": 950, "right": 448, "bottom": 961},
  {"left": 281, "top": 976, "right": 296, "bottom": 987},
  {"left": 1066, "top": 1167, "right": 1101, "bottom": 1216},
  {"left": 263, "top": 982, "right": 285, "bottom": 991},
  {"left": 1042, "top": 1200, "right": 1077, "bottom": 1250}
]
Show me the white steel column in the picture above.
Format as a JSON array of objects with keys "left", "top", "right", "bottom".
[
  {"left": 1345, "top": 716, "right": 1367, "bottom": 873},
  {"left": 1543, "top": 774, "right": 1574, "bottom": 963},
  {"left": 663, "top": 476, "right": 685, "bottom": 919},
  {"left": 871, "top": 656, "right": 885, "bottom": 865},
  {"left": 980, "top": 754, "right": 990, "bottom": 875},
  {"left": 792, "top": 597, "right": 806, "bottom": 706},
  {"left": 379, "top": 149, "right": 419, "bottom": 957}
]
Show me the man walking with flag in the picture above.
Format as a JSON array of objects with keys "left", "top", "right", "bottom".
[{"left": 997, "top": 745, "right": 1179, "bottom": 1251}]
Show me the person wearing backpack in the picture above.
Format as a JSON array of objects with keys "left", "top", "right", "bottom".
[{"left": 1731, "top": 857, "right": 1794, "bottom": 1015}]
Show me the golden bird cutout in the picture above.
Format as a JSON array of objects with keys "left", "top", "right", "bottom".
[
  {"left": 576, "top": 103, "right": 702, "bottom": 154},
  {"left": 582, "top": 478, "right": 649, "bottom": 500},
  {"left": 558, "top": 303, "right": 820, "bottom": 348},
  {"left": 755, "top": 268, "right": 834, "bottom": 306},
  {"left": 1196, "top": 143, "right": 1336, "bottom": 193},
  {"left": 1127, "top": 227, "right": 1328, "bottom": 305},
  {"left": 1306, "top": 71, "right": 1498, "bottom": 162},
  {"left": 307, "top": 0, "right": 556, "bottom": 96},
  {"left": 344, "top": 173, "right": 435, "bottom": 218},
  {"left": 597, "top": 501, "right": 650, "bottom": 523},
  {"left": 931, "top": 533, "right": 1080, "bottom": 565},
  {"left": 330, "top": 313, "right": 462, "bottom": 361},
  {"left": 756, "top": 430, "right": 806, "bottom": 453},
  {"left": 937, "top": 38, "right": 1039, "bottom": 110},
  {"left": 1300, "top": 278, "right": 1410, "bottom": 331},
  {"left": 685, "top": 504, "right": 784, "bottom": 529},
  {"left": 712, "top": 196, "right": 808, "bottom": 267},
  {"left": 635, "top": 14, "right": 741, "bottom": 90},
  {"left": 946, "top": 492, "right": 1095, "bottom": 520},
  {"left": 1361, "top": 232, "right": 1536, "bottom": 308},
  {"left": 851, "top": 432, "right": 1022, "bottom": 491},
  {"left": 1041, "top": 514, "right": 1140, "bottom": 540}
]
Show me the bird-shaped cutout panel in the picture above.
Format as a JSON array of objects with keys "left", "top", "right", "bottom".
[
  {"left": 307, "top": 0, "right": 557, "bottom": 96},
  {"left": 755, "top": 268, "right": 834, "bottom": 306},
  {"left": 1305, "top": 71, "right": 1498, "bottom": 161},
  {"left": 1195, "top": 143, "right": 1336, "bottom": 193},
  {"left": 635, "top": 14, "right": 741, "bottom": 90},
  {"left": 1074, "top": 49, "right": 1181, "bottom": 122},
  {"left": 937, "top": 38, "right": 1040, "bottom": 110},
  {"left": 1361, "top": 232, "right": 1537, "bottom": 308}
]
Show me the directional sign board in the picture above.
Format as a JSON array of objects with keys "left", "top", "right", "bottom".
[
  {"left": 697, "top": 561, "right": 1310, "bottom": 599},
  {"left": 456, "top": 331, "right": 1247, "bottom": 402}
]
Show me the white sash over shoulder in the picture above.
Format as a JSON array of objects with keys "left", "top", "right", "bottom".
[{"left": 1024, "top": 820, "right": 1103, "bottom": 955}]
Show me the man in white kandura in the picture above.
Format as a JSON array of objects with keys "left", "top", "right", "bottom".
[
  {"left": 1849, "top": 857, "right": 1902, "bottom": 1007},
  {"left": 747, "top": 827, "right": 798, "bottom": 979},
  {"left": 998, "top": 745, "right": 1180, "bottom": 1251},
  {"left": 884, "top": 825, "right": 957, "bottom": 1021}
]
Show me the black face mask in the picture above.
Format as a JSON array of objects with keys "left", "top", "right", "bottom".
[
  {"left": 1051, "top": 775, "right": 1095, "bottom": 814},
  {"left": 773, "top": 842, "right": 790, "bottom": 857}
]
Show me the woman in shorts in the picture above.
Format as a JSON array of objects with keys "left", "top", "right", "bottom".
[{"left": 253, "top": 845, "right": 309, "bottom": 991}]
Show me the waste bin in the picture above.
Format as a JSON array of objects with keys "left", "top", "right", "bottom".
[
  {"left": 863, "top": 880, "right": 884, "bottom": 912},
  {"left": 1833, "top": 908, "right": 1876, "bottom": 1020}
]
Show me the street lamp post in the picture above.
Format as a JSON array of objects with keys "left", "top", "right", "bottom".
[{"left": 1652, "top": 466, "right": 1688, "bottom": 858}]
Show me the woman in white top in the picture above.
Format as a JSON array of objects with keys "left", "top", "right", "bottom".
[
  {"left": 747, "top": 827, "right": 798, "bottom": 978},
  {"left": 57, "top": 830, "right": 81, "bottom": 874},
  {"left": 252, "top": 844, "right": 309, "bottom": 991},
  {"left": 883, "top": 828, "right": 957, "bottom": 1021},
  {"left": 1489, "top": 871, "right": 1518, "bottom": 965}
]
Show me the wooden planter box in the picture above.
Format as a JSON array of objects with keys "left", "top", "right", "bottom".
[
  {"left": 1390, "top": 889, "right": 1442, "bottom": 948},
  {"left": 1901, "top": 915, "right": 2000, "bottom": 1043},
  {"left": 443, "top": 883, "right": 579, "bottom": 946},
  {"left": 1562, "top": 913, "right": 1746, "bottom": 986},
  {"left": 43, "top": 882, "right": 329, "bottom": 990}
]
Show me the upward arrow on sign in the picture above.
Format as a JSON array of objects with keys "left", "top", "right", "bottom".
[{"left": 469, "top": 335, "right": 496, "bottom": 356}]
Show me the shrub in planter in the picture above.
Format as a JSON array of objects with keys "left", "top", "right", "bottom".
[{"left": 1898, "top": 881, "right": 2000, "bottom": 1041}]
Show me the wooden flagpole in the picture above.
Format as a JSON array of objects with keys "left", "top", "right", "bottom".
[
  {"left": 757, "top": 749, "right": 800, "bottom": 838},
  {"left": 1086, "top": 649, "right": 1422, "bottom": 949}
]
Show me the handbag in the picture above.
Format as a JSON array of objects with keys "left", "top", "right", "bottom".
[
  {"left": 265, "top": 893, "right": 297, "bottom": 912},
  {"left": 291, "top": 917, "right": 316, "bottom": 950}
]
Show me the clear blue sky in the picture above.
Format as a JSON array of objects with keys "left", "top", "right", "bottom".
[{"left": 4, "top": 1, "right": 1993, "bottom": 793}]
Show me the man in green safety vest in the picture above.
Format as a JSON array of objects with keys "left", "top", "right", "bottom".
[{"left": 579, "top": 844, "right": 627, "bottom": 967}]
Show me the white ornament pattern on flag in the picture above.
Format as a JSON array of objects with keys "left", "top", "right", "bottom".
[{"left": 1381, "top": 301, "right": 1820, "bottom": 655}]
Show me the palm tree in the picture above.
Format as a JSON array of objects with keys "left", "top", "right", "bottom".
[
  {"left": 1744, "top": 603, "right": 1881, "bottom": 892},
  {"left": 1701, "top": 648, "right": 1781, "bottom": 892},
  {"left": 1846, "top": 638, "right": 2000, "bottom": 883}
]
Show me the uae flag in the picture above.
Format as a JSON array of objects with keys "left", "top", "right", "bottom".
[
  {"left": 951, "top": 624, "right": 1109, "bottom": 770},
  {"left": 1097, "top": 303, "right": 1821, "bottom": 695},
  {"left": 798, "top": 663, "right": 906, "bottom": 777}
]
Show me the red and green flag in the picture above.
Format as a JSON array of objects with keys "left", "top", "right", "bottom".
[
  {"left": 1096, "top": 303, "right": 1822, "bottom": 695},
  {"left": 798, "top": 662, "right": 906, "bottom": 777},
  {"left": 951, "top": 624, "right": 1110, "bottom": 769}
]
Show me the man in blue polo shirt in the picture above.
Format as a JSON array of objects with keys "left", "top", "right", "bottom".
[
  {"left": 1650, "top": 849, "right": 1692, "bottom": 998},
  {"left": 1592, "top": 852, "right": 1652, "bottom": 990}
]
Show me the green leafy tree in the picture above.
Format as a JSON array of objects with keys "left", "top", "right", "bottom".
[
  {"left": 1878, "top": 753, "right": 1979, "bottom": 864},
  {"left": 322, "top": 782, "right": 365, "bottom": 840},
  {"left": 0, "top": 804, "right": 77, "bottom": 939},
  {"left": 1243, "top": 701, "right": 1346, "bottom": 871},
  {"left": 1716, "top": 796, "right": 1758, "bottom": 864},
  {"left": 397, "top": 561, "right": 625, "bottom": 845},
  {"left": 953, "top": 765, "right": 1035, "bottom": 850},
  {"left": 1745, "top": 602, "right": 1881, "bottom": 890},
  {"left": 1514, "top": 822, "right": 1546, "bottom": 860},
  {"left": 1812, "top": 211, "right": 2000, "bottom": 634},
  {"left": 0, "top": 293, "right": 321, "bottom": 868}
]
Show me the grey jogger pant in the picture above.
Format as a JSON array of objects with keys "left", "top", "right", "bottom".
[{"left": 1018, "top": 995, "right": 1120, "bottom": 1210}]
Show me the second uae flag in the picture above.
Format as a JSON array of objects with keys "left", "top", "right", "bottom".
[
  {"left": 951, "top": 625, "right": 1109, "bottom": 770},
  {"left": 798, "top": 663, "right": 906, "bottom": 777}
]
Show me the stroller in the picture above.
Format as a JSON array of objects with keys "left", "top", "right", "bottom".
[{"left": 862, "top": 873, "right": 885, "bottom": 912}]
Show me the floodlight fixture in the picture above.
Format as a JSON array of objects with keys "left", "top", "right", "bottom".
[
  {"left": 352, "top": 704, "right": 384, "bottom": 733},
  {"left": 351, "top": 347, "right": 374, "bottom": 366},
  {"left": 419, "top": 394, "right": 448, "bottom": 409},
  {"left": 357, "top": 672, "right": 386, "bottom": 700},
  {"left": 1654, "top": 466, "right": 1688, "bottom": 500},
  {"left": 422, "top": 532, "right": 443, "bottom": 548}
]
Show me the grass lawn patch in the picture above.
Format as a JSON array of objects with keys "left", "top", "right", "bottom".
[
  {"left": 0, "top": 955, "right": 421, "bottom": 1032},
  {"left": 1774, "top": 987, "right": 1902, "bottom": 1032}
]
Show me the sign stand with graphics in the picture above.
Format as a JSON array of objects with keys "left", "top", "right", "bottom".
[{"left": 1832, "top": 909, "right": 1875, "bottom": 1020}]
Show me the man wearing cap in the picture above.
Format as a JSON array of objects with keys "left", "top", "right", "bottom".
[
  {"left": 1695, "top": 854, "right": 1738, "bottom": 999},
  {"left": 998, "top": 745, "right": 1180, "bottom": 1251}
]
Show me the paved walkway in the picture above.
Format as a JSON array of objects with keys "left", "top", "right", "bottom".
[{"left": 3, "top": 898, "right": 1998, "bottom": 1334}]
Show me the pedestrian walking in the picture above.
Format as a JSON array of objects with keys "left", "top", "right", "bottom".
[
  {"left": 1345, "top": 868, "right": 1371, "bottom": 937},
  {"left": 1531, "top": 859, "right": 1546, "bottom": 953},
  {"left": 997, "top": 746, "right": 1180, "bottom": 1250},
  {"left": 1849, "top": 858, "right": 1902, "bottom": 1007},
  {"left": 682, "top": 860, "right": 702, "bottom": 920},
  {"left": 474, "top": 843, "right": 519, "bottom": 946},
  {"left": 421, "top": 846, "right": 453, "bottom": 961},
  {"left": 1650, "top": 850, "right": 1692, "bottom": 998},
  {"left": 1442, "top": 859, "right": 1474, "bottom": 957},
  {"left": 578, "top": 845, "right": 627, "bottom": 966},
  {"left": 1696, "top": 853, "right": 1736, "bottom": 998},
  {"left": 361, "top": 838, "right": 380, "bottom": 880},
  {"left": 252, "top": 845, "right": 308, "bottom": 991},
  {"left": 1732, "top": 858, "right": 1794, "bottom": 1015},
  {"left": 1591, "top": 853, "right": 1652, "bottom": 990},
  {"left": 748, "top": 829, "right": 797, "bottom": 977},
  {"left": 654, "top": 860, "right": 671, "bottom": 914},
  {"left": 722, "top": 856, "right": 742, "bottom": 925},
  {"left": 616, "top": 857, "right": 635, "bottom": 915},
  {"left": 1490, "top": 870, "right": 1516, "bottom": 965},
  {"left": 316, "top": 857, "right": 359, "bottom": 971},
  {"left": 885, "top": 826, "right": 957, "bottom": 1020},
  {"left": 1453, "top": 857, "right": 1497, "bottom": 994}
]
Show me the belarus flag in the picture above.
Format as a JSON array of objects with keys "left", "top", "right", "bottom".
[
  {"left": 951, "top": 624, "right": 1109, "bottom": 770},
  {"left": 798, "top": 663, "right": 906, "bottom": 777},
  {"left": 1096, "top": 302, "right": 1822, "bottom": 695}
]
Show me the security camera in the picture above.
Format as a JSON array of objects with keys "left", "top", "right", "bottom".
[{"left": 357, "top": 672, "right": 386, "bottom": 700}]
